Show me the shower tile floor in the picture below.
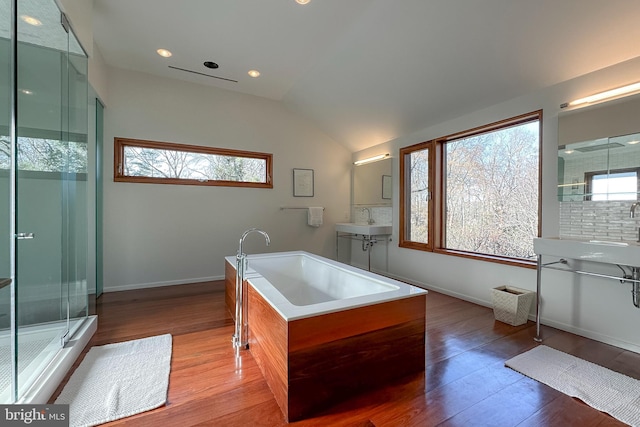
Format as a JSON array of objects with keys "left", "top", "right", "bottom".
[{"left": 0, "top": 326, "right": 64, "bottom": 403}]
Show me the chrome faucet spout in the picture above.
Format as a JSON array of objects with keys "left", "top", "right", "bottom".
[
  {"left": 238, "top": 228, "right": 271, "bottom": 258},
  {"left": 362, "top": 207, "right": 374, "bottom": 225},
  {"left": 234, "top": 228, "right": 270, "bottom": 356}
]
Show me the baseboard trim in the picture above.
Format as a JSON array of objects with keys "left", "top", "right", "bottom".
[
  {"left": 104, "top": 275, "right": 225, "bottom": 293},
  {"left": 384, "top": 271, "right": 640, "bottom": 354}
]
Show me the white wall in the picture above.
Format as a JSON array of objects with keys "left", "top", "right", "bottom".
[
  {"left": 102, "top": 67, "right": 351, "bottom": 292},
  {"left": 356, "top": 56, "right": 640, "bottom": 353}
]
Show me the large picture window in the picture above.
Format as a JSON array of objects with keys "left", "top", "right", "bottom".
[
  {"left": 114, "top": 138, "right": 273, "bottom": 188},
  {"left": 400, "top": 111, "right": 542, "bottom": 267}
]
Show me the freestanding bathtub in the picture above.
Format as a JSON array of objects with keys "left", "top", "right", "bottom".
[{"left": 224, "top": 251, "right": 427, "bottom": 421}]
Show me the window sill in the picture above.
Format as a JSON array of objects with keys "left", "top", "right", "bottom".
[{"left": 433, "top": 248, "right": 537, "bottom": 269}]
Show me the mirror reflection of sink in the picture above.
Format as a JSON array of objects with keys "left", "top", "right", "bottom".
[
  {"left": 534, "top": 237, "right": 640, "bottom": 267},
  {"left": 335, "top": 223, "right": 392, "bottom": 236}
]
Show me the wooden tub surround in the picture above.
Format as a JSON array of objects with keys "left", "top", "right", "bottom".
[{"left": 224, "top": 258, "right": 427, "bottom": 421}]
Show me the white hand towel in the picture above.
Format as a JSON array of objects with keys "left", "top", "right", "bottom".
[{"left": 308, "top": 207, "right": 324, "bottom": 227}]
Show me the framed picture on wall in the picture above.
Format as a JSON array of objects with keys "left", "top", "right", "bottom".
[
  {"left": 382, "top": 175, "right": 392, "bottom": 199},
  {"left": 293, "top": 168, "right": 314, "bottom": 197}
]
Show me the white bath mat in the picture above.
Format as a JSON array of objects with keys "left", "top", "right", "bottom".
[
  {"left": 55, "top": 334, "right": 172, "bottom": 427},
  {"left": 505, "top": 345, "right": 640, "bottom": 426}
]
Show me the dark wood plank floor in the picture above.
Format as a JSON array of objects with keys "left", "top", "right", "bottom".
[{"left": 51, "top": 281, "right": 638, "bottom": 426}]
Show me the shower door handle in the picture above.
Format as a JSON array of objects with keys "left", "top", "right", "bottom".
[{"left": 15, "top": 232, "right": 35, "bottom": 240}]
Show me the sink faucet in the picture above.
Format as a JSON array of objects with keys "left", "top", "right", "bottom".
[
  {"left": 234, "top": 228, "right": 270, "bottom": 355},
  {"left": 362, "top": 207, "right": 375, "bottom": 225}
]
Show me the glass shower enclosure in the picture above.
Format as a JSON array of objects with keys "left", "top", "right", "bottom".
[{"left": 0, "top": 0, "right": 91, "bottom": 403}]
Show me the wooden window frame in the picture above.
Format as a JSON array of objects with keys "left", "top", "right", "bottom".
[
  {"left": 114, "top": 137, "right": 273, "bottom": 188},
  {"left": 399, "top": 111, "right": 542, "bottom": 269},
  {"left": 399, "top": 140, "right": 436, "bottom": 252}
]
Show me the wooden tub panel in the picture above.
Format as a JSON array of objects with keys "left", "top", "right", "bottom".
[
  {"left": 286, "top": 294, "right": 426, "bottom": 421},
  {"left": 288, "top": 295, "right": 427, "bottom": 353},
  {"left": 247, "top": 285, "right": 289, "bottom": 417},
  {"left": 224, "top": 260, "right": 236, "bottom": 320},
  {"left": 288, "top": 317, "right": 425, "bottom": 421}
]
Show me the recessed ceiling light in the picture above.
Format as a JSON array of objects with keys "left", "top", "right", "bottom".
[
  {"left": 248, "top": 70, "right": 260, "bottom": 78},
  {"left": 204, "top": 61, "right": 219, "bottom": 69},
  {"left": 628, "top": 140, "right": 640, "bottom": 145},
  {"left": 156, "top": 48, "right": 172, "bottom": 58},
  {"left": 296, "top": 0, "right": 311, "bottom": 4},
  {"left": 20, "top": 15, "right": 42, "bottom": 26},
  {"left": 564, "top": 150, "right": 574, "bottom": 154},
  {"left": 19, "top": 89, "right": 33, "bottom": 95}
]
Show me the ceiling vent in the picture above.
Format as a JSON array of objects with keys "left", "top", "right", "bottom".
[
  {"left": 574, "top": 142, "right": 624, "bottom": 153},
  {"left": 168, "top": 66, "right": 237, "bottom": 83}
]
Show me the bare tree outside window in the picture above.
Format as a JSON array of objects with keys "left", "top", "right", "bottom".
[
  {"left": 408, "top": 148, "right": 429, "bottom": 243},
  {"left": 0, "top": 135, "right": 87, "bottom": 173},
  {"left": 400, "top": 111, "right": 541, "bottom": 267},
  {"left": 444, "top": 123, "right": 539, "bottom": 259},
  {"left": 123, "top": 146, "right": 265, "bottom": 183},
  {"left": 114, "top": 138, "right": 273, "bottom": 189}
]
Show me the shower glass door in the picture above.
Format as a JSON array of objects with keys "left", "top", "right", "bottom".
[
  {"left": 0, "top": 0, "right": 13, "bottom": 404},
  {"left": 14, "top": 0, "right": 88, "bottom": 401}
]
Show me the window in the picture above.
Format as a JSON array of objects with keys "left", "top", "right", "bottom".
[
  {"left": 114, "top": 138, "right": 273, "bottom": 188},
  {"left": 1, "top": 134, "right": 87, "bottom": 174},
  {"left": 400, "top": 111, "right": 542, "bottom": 267},
  {"left": 585, "top": 168, "right": 639, "bottom": 201},
  {"left": 399, "top": 141, "right": 434, "bottom": 250}
]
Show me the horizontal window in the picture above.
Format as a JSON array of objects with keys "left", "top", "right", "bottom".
[
  {"left": 400, "top": 111, "right": 542, "bottom": 267},
  {"left": 114, "top": 138, "right": 273, "bottom": 188},
  {"left": 1, "top": 134, "right": 87, "bottom": 173}
]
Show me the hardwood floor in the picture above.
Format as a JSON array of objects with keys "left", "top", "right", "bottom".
[{"left": 51, "top": 281, "right": 637, "bottom": 426}]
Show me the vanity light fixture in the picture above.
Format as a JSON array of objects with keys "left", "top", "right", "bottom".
[
  {"left": 353, "top": 153, "right": 390, "bottom": 166},
  {"left": 20, "top": 15, "right": 42, "bottom": 26},
  {"left": 156, "top": 48, "right": 172, "bottom": 58},
  {"left": 296, "top": 0, "right": 311, "bottom": 4},
  {"left": 562, "top": 81, "right": 640, "bottom": 109},
  {"left": 248, "top": 70, "right": 260, "bottom": 78}
]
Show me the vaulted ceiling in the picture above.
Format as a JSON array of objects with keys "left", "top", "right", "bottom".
[{"left": 93, "top": 0, "right": 640, "bottom": 152}]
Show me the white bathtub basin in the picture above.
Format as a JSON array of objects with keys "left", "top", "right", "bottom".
[
  {"left": 533, "top": 237, "right": 640, "bottom": 267},
  {"left": 226, "top": 251, "right": 427, "bottom": 320},
  {"left": 335, "top": 222, "right": 392, "bottom": 235}
]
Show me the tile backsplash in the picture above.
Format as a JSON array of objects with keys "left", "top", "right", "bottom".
[
  {"left": 353, "top": 206, "right": 392, "bottom": 225},
  {"left": 560, "top": 201, "right": 640, "bottom": 241}
]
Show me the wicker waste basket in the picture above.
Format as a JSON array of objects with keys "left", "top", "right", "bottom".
[{"left": 491, "top": 286, "right": 535, "bottom": 326}]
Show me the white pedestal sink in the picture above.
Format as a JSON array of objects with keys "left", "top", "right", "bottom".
[
  {"left": 335, "top": 223, "right": 392, "bottom": 235},
  {"left": 533, "top": 237, "right": 640, "bottom": 267}
]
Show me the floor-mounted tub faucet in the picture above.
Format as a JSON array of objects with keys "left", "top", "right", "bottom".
[{"left": 234, "top": 228, "right": 270, "bottom": 356}]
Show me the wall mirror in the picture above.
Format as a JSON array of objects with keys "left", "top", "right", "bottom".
[
  {"left": 353, "top": 158, "right": 392, "bottom": 206},
  {"left": 558, "top": 94, "right": 640, "bottom": 202},
  {"left": 557, "top": 93, "right": 640, "bottom": 242}
]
